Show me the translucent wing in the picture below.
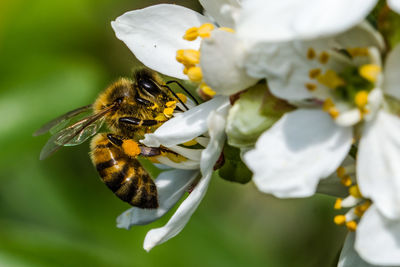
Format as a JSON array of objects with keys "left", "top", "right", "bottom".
[
  {"left": 33, "top": 104, "right": 92, "bottom": 136},
  {"left": 39, "top": 104, "right": 116, "bottom": 160}
]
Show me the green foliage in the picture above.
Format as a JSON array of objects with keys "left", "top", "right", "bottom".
[{"left": 218, "top": 144, "right": 252, "bottom": 184}]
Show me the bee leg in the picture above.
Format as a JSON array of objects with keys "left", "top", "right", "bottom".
[
  {"left": 119, "top": 117, "right": 159, "bottom": 126},
  {"left": 106, "top": 133, "right": 141, "bottom": 158}
]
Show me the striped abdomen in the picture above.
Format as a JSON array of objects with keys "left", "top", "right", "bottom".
[{"left": 90, "top": 133, "right": 158, "bottom": 209}]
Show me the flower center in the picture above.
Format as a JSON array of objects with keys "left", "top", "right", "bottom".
[{"left": 304, "top": 47, "right": 379, "bottom": 123}]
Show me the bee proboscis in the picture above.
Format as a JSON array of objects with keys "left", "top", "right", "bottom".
[{"left": 35, "top": 69, "right": 196, "bottom": 209}]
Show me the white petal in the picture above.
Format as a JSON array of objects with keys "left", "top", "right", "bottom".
[
  {"left": 116, "top": 169, "right": 199, "bottom": 228},
  {"left": 143, "top": 170, "right": 212, "bottom": 251},
  {"left": 388, "top": 0, "right": 400, "bottom": 14},
  {"left": 200, "top": 109, "right": 228, "bottom": 176},
  {"left": 199, "top": 0, "right": 241, "bottom": 28},
  {"left": 338, "top": 233, "right": 380, "bottom": 267},
  {"left": 141, "top": 96, "right": 230, "bottom": 147},
  {"left": 358, "top": 110, "right": 400, "bottom": 219},
  {"left": 111, "top": 4, "right": 209, "bottom": 79},
  {"left": 244, "top": 40, "right": 352, "bottom": 102},
  {"left": 383, "top": 44, "right": 400, "bottom": 100},
  {"left": 244, "top": 109, "right": 352, "bottom": 198},
  {"left": 155, "top": 156, "right": 200, "bottom": 170},
  {"left": 237, "top": 0, "right": 377, "bottom": 42},
  {"left": 200, "top": 30, "right": 258, "bottom": 95},
  {"left": 356, "top": 205, "right": 400, "bottom": 265}
]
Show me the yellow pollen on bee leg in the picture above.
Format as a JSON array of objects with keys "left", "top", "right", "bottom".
[
  {"left": 309, "top": 68, "right": 322, "bottom": 79},
  {"left": 166, "top": 100, "right": 177, "bottom": 108},
  {"left": 163, "top": 107, "right": 174, "bottom": 117},
  {"left": 187, "top": 66, "right": 203, "bottom": 82},
  {"left": 176, "top": 93, "right": 187, "bottom": 103},
  {"left": 334, "top": 215, "right": 346, "bottom": 225},
  {"left": 349, "top": 185, "right": 362, "bottom": 198},
  {"left": 200, "top": 82, "right": 216, "bottom": 97},
  {"left": 354, "top": 90, "right": 369, "bottom": 109},
  {"left": 122, "top": 140, "right": 141, "bottom": 157},
  {"left": 359, "top": 64, "right": 381, "bottom": 83},
  {"left": 198, "top": 23, "right": 215, "bottom": 38},
  {"left": 334, "top": 198, "right": 342, "bottom": 210},
  {"left": 307, "top": 48, "right": 316, "bottom": 60},
  {"left": 305, "top": 83, "right": 317, "bottom": 91},
  {"left": 183, "top": 26, "right": 199, "bottom": 41},
  {"left": 319, "top": 51, "right": 330, "bottom": 64},
  {"left": 346, "top": 221, "right": 357, "bottom": 231}
]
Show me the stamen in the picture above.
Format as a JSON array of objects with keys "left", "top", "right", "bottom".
[
  {"left": 346, "top": 221, "right": 357, "bottom": 231},
  {"left": 354, "top": 90, "right": 369, "bottom": 109},
  {"left": 183, "top": 27, "right": 199, "bottom": 41},
  {"left": 183, "top": 139, "right": 198, "bottom": 146},
  {"left": 200, "top": 82, "right": 216, "bottom": 97},
  {"left": 336, "top": 166, "right": 346, "bottom": 178},
  {"left": 340, "top": 175, "right": 352, "bottom": 187},
  {"left": 166, "top": 101, "right": 177, "bottom": 108},
  {"left": 349, "top": 185, "right": 362, "bottom": 198},
  {"left": 334, "top": 215, "right": 346, "bottom": 225},
  {"left": 359, "top": 64, "right": 381, "bottom": 83},
  {"left": 198, "top": 23, "right": 215, "bottom": 38},
  {"left": 322, "top": 98, "right": 340, "bottom": 119},
  {"left": 305, "top": 83, "right": 317, "bottom": 91},
  {"left": 319, "top": 52, "right": 330, "bottom": 64},
  {"left": 307, "top": 48, "right": 316, "bottom": 60},
  {"left": 176, "top": 49, "right": 200, "bottom": 66},
  {"left": 187, "top": 66, "right": 203, "bottom": 82},
  {"left": 163, "top": 107, "right": 175, "bottom": 118},
  {"left": 309, "top": 68, "right": 321, "bottom": 79},
  {"left": 334, "top": 198, "right": 342, "bottom": 210},
  {"left": 219, "top": 27, "right": 235, "bottom": 33},
  {"left": 347, "top": 48, "right": 369, "bottom": 57}
]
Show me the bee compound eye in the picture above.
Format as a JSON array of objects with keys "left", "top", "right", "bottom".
[
  {"left": 115, "top": 97, "right": 124, "bottom": 104},
  {"left": 138, "top": 79, "right": 161, "bottom": 95}
]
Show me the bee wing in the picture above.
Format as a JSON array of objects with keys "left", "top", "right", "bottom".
[
  {"left": 39, "top": 103, "right": 117, "bottom": 160},
  {"left": 33, "top": 104, "right": 93, "bottom": 136}
]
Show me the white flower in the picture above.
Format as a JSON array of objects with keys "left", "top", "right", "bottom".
[{"left": 111, "top": 3, "right": 235, "bottom": 250}]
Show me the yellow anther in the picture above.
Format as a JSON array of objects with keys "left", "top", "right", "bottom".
[
  {"left": 317, "top": 70, "right": 345, "bottom": 89},
  {"left": 163, "top": 107, "right": 174, "bottom": 117},
  {"left": 334, "top": 198, "right": 342, "bottom": 210},
  {"left": 347, "top": 48, "right": 369, "bottom": 57},
  {"left": 328, "top": 108, "right": 340, "bottom": 119},
  {"left": 334, "top": 215, "right": 346, "bottom": 225},
  {"left": 309, "top": 68, "right": 322, "bottom": 79},
  {"left": 354, "top": 90, "right": 369, "bottom": 108},
  {"left": 336, "top": 166, "right": 346, "bottom": 179},
  {"left": 161, "top": 151, "right": 187, "bottom": 163},
  {"left": 323, "top": 98, "right": 335, "bottom": 111},
  {"left": 166, "top": 101, "right": 177, "bottom": 108},
  {"left": 349, "top": 185, "right": 362, "bottom": 198},
  {"left": 359, "top": 64, "right": 381, "bottom": 83},
  {"left": 305, "top": 83, "right": 317, "bottom": 91},
  {"left": 187, "top": 66, "right": 203, "bottom": 82},
  {"left": 183, "top": 67, "right": 189, "bottom": 75},
  {"left": 354, "top": 202, "right": 371, "bottom": 217},
  {"left": 155, "top": 113, "right": 167, "bottom": 121},
  {"left": 200, "top": 82, "right": 216, "bottom": 97},
  {"left": 346, "top": 221, "right": 357, "bottom": 231},
  {"left": 219, "top": 27, "right": 235, "bottom": 33},
  {"left": 340, "top": 175, "right": 353, "bottom": 187},
  {"left": 319, "top": 51, "right": 330, "bottom": 64},
  {"left": 122, "top": 140, "right": 141, "bottom": 157},
  {"left": 176, "top": 49, "right": 200, "bottom": 66},
  {"left": 183, "top": 139, "right": 198, "bottom": 146},
  {"left": 198, "top": 23, "right": 215, "bottom": 38},
  {"left": 307, "top": 48, "right": 316, "bottom": 60},
  {"left": 176, "top": 93, "right": 187, "bottom": 103},
  {"left": 183, "top": 26, "right": 199, "bottom": 41}
]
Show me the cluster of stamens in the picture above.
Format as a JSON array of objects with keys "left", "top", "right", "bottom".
[
  {"left": 333, "top": 165, "right": 371, "bottom": 231},
  {"left": 176, "top": 23, "right": 234, "bottom": 98},
  {"left": 304, "top": 47, "right": 381, "bottom": 121}
]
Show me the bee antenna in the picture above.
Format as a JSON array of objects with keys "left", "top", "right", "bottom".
[
  {"left": 166, "top": 80, "right": 199, "bottom": 105},
  {"left": 161, "top": 84, "right": 189, "bottom": 111}
]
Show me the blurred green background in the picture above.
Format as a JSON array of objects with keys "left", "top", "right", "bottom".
[{"left": 0, "top": 0, "right": 346, "bottom": 266}]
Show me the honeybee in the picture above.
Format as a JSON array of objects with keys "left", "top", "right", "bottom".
[{"left": 35, "top": 69, "right": 196, "bottom": 209}]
